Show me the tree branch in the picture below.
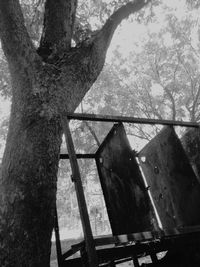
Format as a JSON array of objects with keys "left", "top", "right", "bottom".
[
  {"left": 0, "top": 0, "right": 37, "bottom": 66},
  {"left": 144, "top": 86, "right": 163, "bottom": 120},
  {"left": 93, "top": 0, "right": 151, "bottom": 59},
  {"left": 154, "top": 60, "right": 177, "bottom": 120},
  {"left": 80, "top": 102, "right": 100, "bottom": 147},
  {"left": 40, "top": 0, "right": 151, "bottom": 114},
  {"left": 63, "top": 0, "right": 151, "bottom": 107},
  {"left": 39, "top": 0, "right": 78, "bottom": 56}
]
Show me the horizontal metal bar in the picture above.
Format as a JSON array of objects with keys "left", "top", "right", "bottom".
[
  {"left": 67, "top": 113, "right": 199, "bottom": 128},
  {"left": 60, "top": 154, "right": 95, "bottom": 159}
]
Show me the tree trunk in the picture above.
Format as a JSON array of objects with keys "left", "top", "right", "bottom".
[
  {"left": 0, "top": 90, "right": 62, "bottom": 266},
  {"left": 0, "top": 49, "right": 100, "bottom": 266}
]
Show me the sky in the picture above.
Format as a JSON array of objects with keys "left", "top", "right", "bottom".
[
  {"left": 0, "top": 96, "right": 10, "bottom": 158},
  {"left": 0, "top": 95, "right": 10, "bottom": 116},
  {"left": 107, "top": 0, "right": 189, "bottom": 60}
]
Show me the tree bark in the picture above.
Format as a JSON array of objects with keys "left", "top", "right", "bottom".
[
  {"left": 0, "top": 111, "right": 62, "bottom": 266},
  {"left": 0, "top": 0, "right": 151, "bottom": 266},
  {"left": 40, "top": 0, "right": 78, "bottom": 53}
]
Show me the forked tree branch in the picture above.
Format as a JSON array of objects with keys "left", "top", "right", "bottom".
[
  {"left": 37, "top": 0, "right": 151, "bottom": 112},
  {"left": 39, "top": 0, "right": 78, "bottom": 54},
  {"left": 73, "top": 0, "right": 152, "bottom": 93},
  {"left": 64, "top": 0, "right": 152, "bottom": 104}
]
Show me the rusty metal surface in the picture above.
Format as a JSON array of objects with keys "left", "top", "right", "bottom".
[
  {"left": 138, "top": 126, "right": 200, "bottom": 230},
  {"left": 95, "top": 123, "right": 157, "bottom": 235}
]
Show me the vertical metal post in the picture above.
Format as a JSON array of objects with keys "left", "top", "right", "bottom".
[
  {"left": 62, "top": 116, "right": 99, "bottom": 267},
  {"left": 132, "top": 256, "right": 140, "bottom": 267},
  {"left": 109, "top": 261, "right": 116, "bottom": 267},
  {"left": 150, "top": 252, "right": 158, "bottom": 263},
  {"left": 54, "top": 207, "right": 63, "bottom": 267}
]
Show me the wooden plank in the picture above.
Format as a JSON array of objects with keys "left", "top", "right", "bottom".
[
  {"left": 150, "top": 252, "right": 158, "bottom": 263},
  {"left": 94, "top": 231, "right": 161, "bottom": 247},
  {"left": 138, "top": 126, "right": 200, "bottom": 230},
  {"left": 62, "top": 117, "right": 98, "bottom": 267},
  {"left": 95, "top": 123, "right": 158, "bottom": 236},
  {"left": 60, "top": 154, "right": 95, "bottom": 159},
  {"left": 62, "top": 248, "right": 76, "bottom": 261},
  {"left": 62, "top": 230, "right": 200, "bottom": 266},
  {"left": 62, "top": 226, "right": 200, "bottom": 257},
  {"left": 96, "top": 231, "right": 200, "bottom": 264},
  {"left": 62, "top": 257, "right": 82, "bottom": 267},
  {"left": 67, "top": 113, "right": 199, "bottom": 128},
  {"left": 132, "top": 257, "right": 140, "bottom": 267},
  {"left": 61, "top": 229, "right": 200, "bottom": 265},
  {"left": 177, "top": 225, "right": 200, "bottom": 234},
  {"left": 93, "top": 226, "right": 200, "bottom": 248},
  {"left": 61, "top": 231, "right": 158, "bottom": 261},
  {"left": 182, "top": 128, "right": 200, "bottom": 184}
]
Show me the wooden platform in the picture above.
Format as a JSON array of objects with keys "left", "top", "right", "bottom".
[
  {"left": 61, "top": 226, "right": 200, "bottom": 266},
  {"left": 58, "top": 114, "right": 200, "bottom": 267}
]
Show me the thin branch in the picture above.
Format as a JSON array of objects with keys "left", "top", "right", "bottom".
[
  {"left": 84, "top": 121, "right": 101, "bottom": 147},
  {"left": 143, "top": 86, "right": 163, "bottom": 120},
  {"left": 177, "top": 51, "right": 194, "bottom": 87},
  {"left": 126, "top": 129, "right": 151, "bottom": 141},
  {"left": 154, "top": 60, "right": 177, "bottom": 120},
  {"left": 80, "top": 103, "right": 100, "bottom": 147},
  {"left": 133, "top": 124, "right": 153, "bottom": 141},
  {"left": 164, "top": 87, "right": 176, "bottom": 120},
  {"left": 139, "top": 103, "right": 152, "bottom": 118},
  {"left": 195, "top": 112, "right": 200, "bottom": 122}
]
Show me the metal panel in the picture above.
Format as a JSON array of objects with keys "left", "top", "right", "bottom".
[
  {"left": 138, "top": 126, "right": 200, "bottom": 230},
  {"left": 95, "top": 123, "right": 157, "bottom": 236},
  {"left": 182, "top": 128, "right": 200, "bottom": 184}
]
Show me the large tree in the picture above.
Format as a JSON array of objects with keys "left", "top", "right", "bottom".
[{"left": 0, "top": 0, "right": 151, "bottom": 266}]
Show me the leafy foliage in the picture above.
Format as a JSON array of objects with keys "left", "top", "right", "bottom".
[{"left": 187, "top": 0, "right": 200, "bottom": 9}]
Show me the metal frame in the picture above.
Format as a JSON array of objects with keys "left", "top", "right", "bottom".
[
  {"left": 62, "top": 116, "right": 98, "bottom": 266},
  {"left": 67, "top": 113, "right": 199, "bottom": 127},
  {"left": 55, "top": 113, "right": 200, "bottom": 267}
]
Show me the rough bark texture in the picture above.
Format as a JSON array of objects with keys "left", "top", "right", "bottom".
[
  {"left": 40, "top": 0, "right": 78, "bottom": 52},
  {"left": 0, "top": 0, "right": 150, "bottom": 266}
]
